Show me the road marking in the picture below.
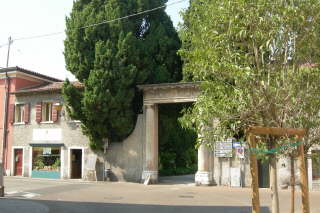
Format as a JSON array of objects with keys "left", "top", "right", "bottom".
[
  {"left": 22, "top": 192, "right": 40, "bottom": 198},
  {"left": 5, "top": 191, "right": 21, "bottom": 195},
  {"left": 4, "top": 191, "right": 40, "bottom": 199}
]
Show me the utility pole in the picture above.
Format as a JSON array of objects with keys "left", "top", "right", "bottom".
[
  {"left": 0, "top": 36, "right": 13, "bottom": 197},
  {"left": 6, "top": 37, "right": 12, "bottom": 68}
]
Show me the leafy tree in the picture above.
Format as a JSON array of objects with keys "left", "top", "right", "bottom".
[
  {"left": 63, "top": 0, "right": 182, "bottom": 149},
  {"left": 179, "top": 0, "right": 320, "bottom": 212}
]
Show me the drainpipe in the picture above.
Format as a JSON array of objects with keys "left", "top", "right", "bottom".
[{"left": 0, "top": 37, "right": 12, "bottom": 197}]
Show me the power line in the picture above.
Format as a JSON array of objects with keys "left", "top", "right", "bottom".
[
  {"left": 13, "top": 31, "right": 64, "bottom": 42},
  {"left": 0, "top": 43, "right": 9, "bottom": 49},
  {"left": 9, "top": 0, "right": 187, "bottom": 43},
  {"left": 80, "top": 0, "right": 187, "bottom": 29},
  {"left": 0, "top": 0, "right": 187, "bottom": 68},
  {"left": 0, "top": 0, "right": 312, "bottom": 45}
]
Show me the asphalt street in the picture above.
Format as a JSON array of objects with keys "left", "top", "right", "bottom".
[{"left": 0, "top": 176, "right": 319, "bottom": 213}]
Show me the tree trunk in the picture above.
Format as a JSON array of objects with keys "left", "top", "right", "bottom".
[
  {"left": 270, "top": 155, "right": 280, "bottom": 213},
  {"left": 290, "top": 156, "right": 295, "bottom": 213}
]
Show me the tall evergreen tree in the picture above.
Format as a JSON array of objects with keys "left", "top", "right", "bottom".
[{"left": 63, "top": 0, "right": 182, "bottom": 150}]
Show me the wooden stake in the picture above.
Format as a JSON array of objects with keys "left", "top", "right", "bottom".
[
  {"left": 290, "top": 155, "right": 295, "bottom": 213},
  {"left": 249, "top": 134, "right": 261, "bottom": 213},
  {"left": 297, "top": 137, "right": 310, "bottom": 213}
]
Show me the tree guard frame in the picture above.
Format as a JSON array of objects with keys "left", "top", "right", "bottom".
[{"left": 246, "top": 126, "right": 310, "bottom": 213}]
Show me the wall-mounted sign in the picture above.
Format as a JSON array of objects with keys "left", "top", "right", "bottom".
[
  {"left": 87, "top": 154, "right": 97, "bottom": 170},
  {"left": 33, "top": 129, "right": 62, "bottom": 141},
  {"left": 215, "top": 138, "right": 233, "bottom": 157}
]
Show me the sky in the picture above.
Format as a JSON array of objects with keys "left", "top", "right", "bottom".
[{"left": 0, "top": 0, "right": 189, "bottom": 81}]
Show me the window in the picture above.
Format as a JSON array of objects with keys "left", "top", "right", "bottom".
[
  {"left": 14, "top": 104, "right": 25, "bottom": 123},
  {"left": 42, "top": 102, "right": 53, "bottom": 122}
]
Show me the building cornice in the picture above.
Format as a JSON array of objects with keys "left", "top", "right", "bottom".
[{"left": 0, "top": 66, "right": 62, "bottom": 83}]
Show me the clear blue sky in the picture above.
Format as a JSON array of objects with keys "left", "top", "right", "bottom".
[{"left": 0, "top": 0, "right": 189, "bottom": 80}]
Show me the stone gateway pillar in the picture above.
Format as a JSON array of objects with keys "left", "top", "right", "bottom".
[
  {"left": 195, "top": 143, "right": 213, "bottom": 186},
  {"left": 142, "top": 104, "right": 159, "bottom": 184},
  {"left": 137, "top": 82, "right": 201, "bottom": 185}
]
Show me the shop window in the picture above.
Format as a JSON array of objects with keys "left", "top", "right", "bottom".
[
  {"left": 42, "top": 102, "right": 53, "bottom": 122},
  {"left": 32, "top": 147, "right": 61, "bottom": 179},
  {"left": 14, "top": 104, "right": 25, "bottom": 123},
  {"left": 312, "top": 150, "right": 320, "bottom": 180}
]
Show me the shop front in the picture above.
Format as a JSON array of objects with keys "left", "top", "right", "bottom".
[{"left": 30, "top": 144, "right": 63, "bottom": 179}]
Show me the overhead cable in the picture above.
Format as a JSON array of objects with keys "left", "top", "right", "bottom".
[{"left": 10, "top": 0, "right": 187, "bottom": 42}]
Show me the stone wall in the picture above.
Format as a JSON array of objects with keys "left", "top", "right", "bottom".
[
  {"left": 100, "top": 114, "right": 145, "bottom": 182},
  {"left": 212, "top": 150, "right": 251, "bottom": 187}
]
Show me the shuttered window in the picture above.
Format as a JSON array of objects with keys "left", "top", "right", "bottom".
[
  {"left": 36, "top": 103, "right": 42, "bottom": 123},
  {"left": 24, "top": 104, "right": 30, "bottom": 123},
  {"left": 52, "top": 103, "right": 58, "bottom": 122},
  {"left": 14, "top": 104, "right": 25, "bottom": 123},
  {"left": 36, "top": 102, "right": 59, "bottom": 123},
  {"left": 8, "top": 104, "right": 15, "bottom": 124},
  {"left": 42, "top": 102, "right": 53, "bottom": 122}
]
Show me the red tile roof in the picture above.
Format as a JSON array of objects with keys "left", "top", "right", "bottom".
[
  {"left": 12, "top": 81, "right": 83, "bottom": 95},
  {"left": 0, "top": 66, "right": 62, "bottom": 82}
]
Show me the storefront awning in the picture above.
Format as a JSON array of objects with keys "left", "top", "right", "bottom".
[{"left": 29, "top": 143, "right": 64, "bottom": 147}]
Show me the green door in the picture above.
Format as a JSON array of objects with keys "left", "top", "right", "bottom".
[{"left": 258, "top": 160, "right": 270, "bottom": 188}]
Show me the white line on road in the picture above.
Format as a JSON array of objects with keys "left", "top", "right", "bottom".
[
  {"left": 22, "top": 192, "right": 40, "bottom": 198},
  {"left": 5, "top": 191, "right": 21, "bottom": 195}
]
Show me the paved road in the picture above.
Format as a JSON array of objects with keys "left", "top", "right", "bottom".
[{"left": 1, "top": 176, "right": 319, "bottom": 213}]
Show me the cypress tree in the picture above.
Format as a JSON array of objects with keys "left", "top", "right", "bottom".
[{"left": 63, "top": 0, "right": 182, "bottom": 149}]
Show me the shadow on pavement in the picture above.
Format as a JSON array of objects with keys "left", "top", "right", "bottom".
[
  {"left": 0, "top": 198, "right": 270, "bottom": 213},
  {"left": 158, "top": 174, "right": 195, "bottom": 185}
]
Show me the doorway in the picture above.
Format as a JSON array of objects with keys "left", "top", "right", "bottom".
[
  {"left": 70, "top": 149, "right": 82, "bottom": 179},
  {"left": 258, "top": 160, "right": 270, "bottom": 188},
  {"left": 14, "top": 149, "right": 23, "bottom": 176},
  {"left": 158, "top": 103, "right": 197, "bottom": 184}
]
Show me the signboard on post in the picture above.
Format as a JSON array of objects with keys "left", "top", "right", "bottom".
[
  {"left": 232, "top": 141, "right": 242, "bottom": 148},
  {"left": 236, "top": 147, "right": 245, "bottom": 159},
  {"left": 215, "top": 138, "right": 233, "bottom": 157}
]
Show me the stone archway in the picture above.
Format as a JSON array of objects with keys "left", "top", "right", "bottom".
[{"left": 138, "top": 82, "right": 213, "bottom": 185}]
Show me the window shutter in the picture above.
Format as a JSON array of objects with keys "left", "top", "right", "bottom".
[
  {"left": 36, "top": 103, "right": 42, "bottom": 123},
  {"left": 8, "top": 104, "right": 15, "bottom": 124},
  {"left": 52, "top": 103, "right": 58, "bottom": 122},
  {"left": 24, "top": 104, "right": 30, "bottom": 123}
]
